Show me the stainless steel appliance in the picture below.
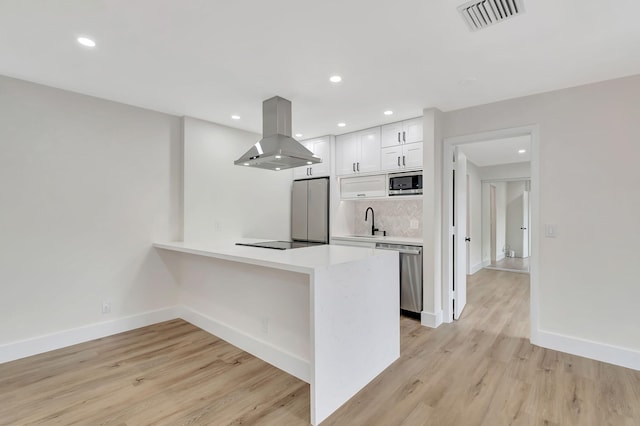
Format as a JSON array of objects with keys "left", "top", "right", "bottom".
[
  {"left": 234, "top": 96, "right": 321, "bottom": 171},
  {"left": 291, "top": 177, "right": 329, "bottom": 243},
  {"left": 388, "top": 171, "right": 423, "bottom": 196},
  {"left": 375, "top": 243, "right": 423, "bottom": 315}
]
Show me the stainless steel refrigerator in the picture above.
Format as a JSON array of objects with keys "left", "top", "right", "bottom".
[{"left": 291, "top": 177, "right": 329, "bottom": 243}]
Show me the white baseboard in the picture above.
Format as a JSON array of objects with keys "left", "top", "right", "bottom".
[
  {"left": 534, "top": 329, "right": 640, "bottom": 371},
  {"left": 178, "top": 306, "right": 310, "bottom": 383},
  {"left": 470, "top": 262, "right": 484, "bottom": 275},
  {"left": 0, "top": 307, "right": 180, "bottom": 364},
  {"left": 421, "top": 310, "right": 443, "bottom": 328},
  {"left": 497, "top": 253, "right": 506, "bottom": 261}
]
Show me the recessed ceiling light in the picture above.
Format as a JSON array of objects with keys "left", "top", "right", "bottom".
[
  {"left": 77, "top": 37, "right": 96, "bottom": 47},
  {"left": 275, "top": 167, "right": 281, "bottom": 171},
  {"left": 337, "top": 122, "right": 346, "bottom": 127},
  {"left": 329, "top": 75, "right": 342, "bottom": 83},
  {"left": 275, "top": 155, "right": 282, "bottom": 159},
  {"left": 231, "top": 115, "right": 240, "bottom": 120},
  {"left": 295, "top": 133, "right": 303, "bottom": 138},
  {"left": 518, "top": 149, "right": 526, "bottom": 154},
  {"left": 306, "top": 161, "right": 313, "bottom": 165},
  {"left": 243, "top": 163, "right": 250, "bottom": 166},
  {"left": 383, "top": 110, "right": 394, "bottom": 116}
]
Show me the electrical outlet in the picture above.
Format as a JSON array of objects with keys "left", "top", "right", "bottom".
[
  {"left": 102, "top": 301, "right": 111, "bottom": 314},
  {"left": 410, "top": 220, "right": 419, "bottom": 230}
]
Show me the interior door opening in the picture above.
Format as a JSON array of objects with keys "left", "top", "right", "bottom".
[{"left": 443, "top": 129, "right": 536, "bottom": 326}]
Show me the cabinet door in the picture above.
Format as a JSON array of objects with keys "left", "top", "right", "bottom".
[
  {"left": 357, "top": 127, "right": 381, "bottom": 173},
  {"left": 381, "top": 146, "right": 403, "bottom": 171},
  {"left": 293, "top": 165, "right": 310, "bottom": 179},
  {"left": 340, "top": 174, "right": 386, "bottom": 199},
  {"left": 402, "top": 118, "right": 423, "bottom": 144},
  {"left": 335, "top": 133, "right": 358, "bottom": 176},
  {"left": 309, "top": 137, "right": 330, "bottom": 177},
  {"left": 381, "top": 122, "right": 404, "bottom": 148},
  {"left": 403, "top": 142, "right": 423, "bottom": 169}
]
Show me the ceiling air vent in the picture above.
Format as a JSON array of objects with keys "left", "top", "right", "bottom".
[{"left": 458, "top": 0, "right": 525, "bottom": 32}]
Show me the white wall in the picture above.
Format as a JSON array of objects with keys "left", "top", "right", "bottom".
[
  {"left": 440, "top": 74, "right": 640, "bottom": 362},
  {"left": 421, "top": 108, "right": 444, "bottom": 327},
  {"left": 183, "top": 117, "right": 292, "bottom": 242},
  {"left": 0, "top": 75, "right": 182, "bottom": 347},
  {"left": 466, "top": 161, "right": 483, "bottom": 273},
  {"left": 478, "top": 161, "right": 530, "bottom": 181}
]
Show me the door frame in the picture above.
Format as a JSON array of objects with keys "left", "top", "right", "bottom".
[{"left": 442, "top": 125, "right": 540, "bottom": 341}]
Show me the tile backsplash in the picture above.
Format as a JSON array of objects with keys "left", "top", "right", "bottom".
[{"left": 349, "top": 199, "right": 423, "bottom": 238}]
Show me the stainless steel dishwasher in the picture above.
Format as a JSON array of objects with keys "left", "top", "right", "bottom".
[{"left": 375, "top": 243, "right": 423, "bottom": 315}]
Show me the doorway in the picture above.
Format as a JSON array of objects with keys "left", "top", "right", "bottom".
[
  {"left": 483, "top": 179, "right": 530, "bottom": 273},
  {"left": 442, "top": 126, "right": 538, "bottom": 328}
]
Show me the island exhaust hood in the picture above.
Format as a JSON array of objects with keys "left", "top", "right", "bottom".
[{"left": 234, "top": 96, "right": 322, "bottom": 170}]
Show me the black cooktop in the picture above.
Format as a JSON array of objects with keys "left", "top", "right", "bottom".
[{"left": 235, "top": 240, "right": 326, "bottom": 250}]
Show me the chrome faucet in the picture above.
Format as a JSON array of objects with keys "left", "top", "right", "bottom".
[{"left": 365, "top": 207, "right": 379, "bottom": 236}]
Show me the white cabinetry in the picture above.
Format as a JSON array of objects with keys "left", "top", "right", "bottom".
[
  {"left": 294, "top": 136, "right": 331, "bottom": 179},
  {"left": 381, "top": 117, "right": 422, "bottom": 147},
  {"left": 336, "top": 128, "right": 381, "bottom": 176},
  {"left": 340, "top": 174, "right": 386, "bottom": 199},
  {"left": 381, "top": 142, "right": 423, "bottom": 171},
  {"left": 380, "top": 118, "right": 423, "bottom": 171}
]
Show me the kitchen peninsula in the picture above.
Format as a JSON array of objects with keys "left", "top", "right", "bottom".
[{"left": 154, "top": 240, "right": 399, "bottom": 425}]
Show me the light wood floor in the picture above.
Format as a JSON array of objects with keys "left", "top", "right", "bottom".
[{"left": 2, "top": 270, "right": 639, "bottom": 425}]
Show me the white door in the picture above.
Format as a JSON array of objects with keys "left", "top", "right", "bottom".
[
  {"left": 403, "top": 142, "right": 423, "bottom": 169},
  {"left": 402, "top": 118, "right": 423, "bottom": 144},
  {"left": 381, "top": 122, "right": 404, "bottom": 148},
  {"left": 522, "top": 189, "right": 530, "bottom": 258},
  {"left": 380, "top": 146, "right": 403, "bottom": 171},
  {"left": 309, "top": 137, "right": 330, "bottom": 177},
  {"left": 357, "top": 127, "right": 381, "bottom": 173},
  {"left": 453, "top": 150, "right": 468, "bottom": 320},
  {"left": 335, "top": 133, "right": 358, "bottom": 175}
]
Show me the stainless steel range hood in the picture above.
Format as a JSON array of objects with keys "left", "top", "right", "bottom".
[{"left": 234, "top": 96, "right": 322, "bottom": 170}]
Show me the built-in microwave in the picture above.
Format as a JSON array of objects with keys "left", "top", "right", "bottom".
[{"left": 388, "top": 171, "right": 422, "bottom": 196}]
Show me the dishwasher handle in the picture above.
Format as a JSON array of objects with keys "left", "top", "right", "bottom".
[{"left": 375, "top": 243, "right": 422, "bottom": 255}]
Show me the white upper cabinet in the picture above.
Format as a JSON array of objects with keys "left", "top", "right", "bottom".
[
  {"left": 336, "top": 128, "right": 381, "bottom": 176},
  {"left": 358, "top": 128, "right": 382, "bottom": 173},
  {"left": 380, "top": 117, "right": 423, "bottom": 171},
  {"left": 293, "top": 136, "right": 331, "bottom": 179},
  {"left": 381, "top": 117, "right": 423, "bottom": 147},
  {"left": 381, "top": 142, "right": 423, "bottom": 171}
]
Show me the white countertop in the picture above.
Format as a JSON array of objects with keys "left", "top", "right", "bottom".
[
  {"left": 331, "top": 234, "right": 423, "bottom": 246},
  {"left": 154, "top": 239, "right": 397, "bottom": 274}
]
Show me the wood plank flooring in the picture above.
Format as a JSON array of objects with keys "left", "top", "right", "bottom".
[{"left": 1, "top": 269, "right": 639, "bottom": 425}]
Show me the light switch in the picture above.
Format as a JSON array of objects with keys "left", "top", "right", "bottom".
[
  {"left": 410, "top": 220, "right": 419, "bottom": 230},
  {"left": 545, "top": 224, "right": 557, "bottom": 238}
]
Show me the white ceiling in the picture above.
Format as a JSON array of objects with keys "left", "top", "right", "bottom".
[
  {"left": 1, "top": 1, "right": 639, "bottom": 139},
  {"left": 457, "top": 135, "right": 531, "bottom": 167}
]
